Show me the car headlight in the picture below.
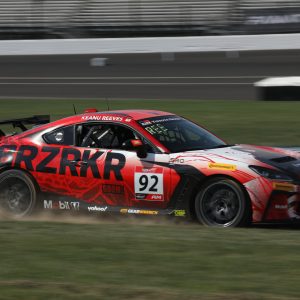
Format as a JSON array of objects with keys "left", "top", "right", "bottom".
[{"left": 249, "top": 165, "right": 293, "bottom": 182}]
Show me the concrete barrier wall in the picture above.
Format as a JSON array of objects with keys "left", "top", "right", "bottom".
[{"left": 1, "top": 33, "right": 300, "bottom": 55}]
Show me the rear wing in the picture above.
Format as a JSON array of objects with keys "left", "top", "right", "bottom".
[{"left": 0, "top": 115, "right": 50, "bottom": 135}]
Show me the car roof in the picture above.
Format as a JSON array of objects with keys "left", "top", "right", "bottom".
[
  {"left": 91, "top": 110, "right": 174, "bottom": 120},
  {"left": 18, "top": 109, "right": 176, "bottom": 137}
]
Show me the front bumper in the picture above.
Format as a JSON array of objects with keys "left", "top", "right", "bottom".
[{"left": 262, "top": 184, "right": 300, "bottom": 222}]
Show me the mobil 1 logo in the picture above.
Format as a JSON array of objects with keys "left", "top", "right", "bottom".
[{"left": 134, "top": 167, "right": 164, "bottom": 201}]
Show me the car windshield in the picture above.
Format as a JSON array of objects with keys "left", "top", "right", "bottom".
[{"left": 138, "top": 115, "right": 227, "bottom": 153}]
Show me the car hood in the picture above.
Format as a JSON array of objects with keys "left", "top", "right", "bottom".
[{"left": 177, "top": 144, "right": 300, "bottom": 180}]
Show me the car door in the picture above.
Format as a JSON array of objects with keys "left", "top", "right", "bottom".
[{"left": 71, "top": 122, "right": 173, "bottom": 209}]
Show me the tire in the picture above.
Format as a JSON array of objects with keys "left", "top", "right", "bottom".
[
  {"left": 0, "top": 170, "right": 38, "bottom": 217},
  {"left": 195, "top": 177, "right": 252, "bottom": 227}
]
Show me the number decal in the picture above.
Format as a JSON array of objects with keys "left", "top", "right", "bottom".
[
  {"left": 149, "top": 175, "right": 158, "bottom": 192},
  {"left": 134, "top": 172, "right": 163, "bottom": 200},
  {"left": 139, "top": 175, "right": 148, "bottom": 191},
  {"left": 137, "top": 174, "right": 159, "bottom": 192}
]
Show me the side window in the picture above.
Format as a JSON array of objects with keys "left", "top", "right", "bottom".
[
  {"left": 43, "top": 125, "right": 75, "bottom": 145},
  {"left": 76, "top": 123, "right": 135, "bottom": 149},
  {"left": 76, "top": 123, "right": 154, "bottom": 152}
]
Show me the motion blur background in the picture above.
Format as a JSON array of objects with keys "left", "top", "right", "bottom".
[
  {"left": 1, "top": 0, "right": 300, "bottom": 38},
  {"left": 2, "top": 2, "right": 300, "bottom": 300},
  {"left": 0, "top": 0, "right": 300, "bottom": 100}
]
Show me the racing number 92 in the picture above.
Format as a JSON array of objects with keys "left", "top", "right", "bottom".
[
  {"left": 138, "top": 175, "right": 158, "bottom": 192},
  {"left": 134, "top": 172, "right": 163, "bottom": 195}
]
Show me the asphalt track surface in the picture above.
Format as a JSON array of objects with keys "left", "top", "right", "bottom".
[{"left": 0, "top": 50, "right": 299, "bottom": 100}]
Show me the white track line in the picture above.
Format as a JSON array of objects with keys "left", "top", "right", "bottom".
[
  {"left": 0, "top": 76, "right": 266, "bottom": 80},
  {"left": 0, "top": 82, "right": 253, "bottom": 85}
]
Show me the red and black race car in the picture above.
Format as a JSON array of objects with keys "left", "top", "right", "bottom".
[{"left": 0, "top": 109, "right": 300, "bottom": 227}]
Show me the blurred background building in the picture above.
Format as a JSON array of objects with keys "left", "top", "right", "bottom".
[{"left": 0, "top": 0, "right": 300, "bottom": 39}]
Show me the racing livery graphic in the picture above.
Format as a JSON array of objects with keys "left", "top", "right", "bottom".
[{"left": 0, "top": 110, "right": 300, "bottom": 227}]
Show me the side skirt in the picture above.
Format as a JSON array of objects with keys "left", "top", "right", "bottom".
[{"left": 40, "top": 194, "right": 187, "bottom": 218}]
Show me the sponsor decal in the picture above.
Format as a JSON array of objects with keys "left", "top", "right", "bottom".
[
  {"left": 0, "top": 145, "right": 126, "bottom": 180},
  {"left": 81, "top": 115, "right": 102, "bottom": 121},
  {"left": 135, "top": 194, "right": 163, "bottom": 201},
  {"left": 124, "top": 118, "right": 132, "bottom": 122},
  {"left": 272, "top": 182, "right": 295, "bottom": 192},
  {"left": 275, "top": 204, "right": 288, "bottom": 209},
  {"left": 174, "top": 210, "right": 186, "bottom": 217},
  {"left": 147, "top": 117, "right": 180, "bottom": 124},
  {"left": 140, "top": 120, "right": 152, "bottom": 126},
  {"left": 170, "top": 158, "right": 185, "bottom": 164},
  {"left": 102, "top": 184, "right": 124, "bottom": 194},
  {"left": 208, "top": 163, "right": 237, "bottom": 171},
  {"left": 139, "top": 116, "right": 181, "bottom": 127},
  {"left": 134, "top": 166, "right": 164, "bottom": 201},
  {"left": 88, "top": 206, "right": 108, "bottom": 212},
  {"left": 120, "top": 208, "right": 159, "bottom": 215},
  {"left": 81, "top": 115, "right": 123, "bottom": 122},
  {"left": 44, "top": 200, "right": 79, "bottom": 210},
  {"left": 149, "top": 194, "right": 163, "bottom": 200}
]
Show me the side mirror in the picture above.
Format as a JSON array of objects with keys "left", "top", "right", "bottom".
[{"left": 122, "top": 139, "right": 147, "bottom": 158}]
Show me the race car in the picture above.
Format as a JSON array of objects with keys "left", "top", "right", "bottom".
[{"left": 0, "top": 109, "right": 300, "bottom": 227}]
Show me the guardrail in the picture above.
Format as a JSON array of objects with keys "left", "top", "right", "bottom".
[{"left": 1, "top": 33, "right": 300, "bottom": 55}]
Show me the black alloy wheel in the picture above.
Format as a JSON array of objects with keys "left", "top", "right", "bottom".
[
  {"left": 0, "top": 170, "right": 37, "bottom": 217},
  {"left": 195, "top": 178, "right": 251, "bottom": 227}
]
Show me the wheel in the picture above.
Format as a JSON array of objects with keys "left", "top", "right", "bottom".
[
  {"left": 195, "top": 178, "right": 252, "bottom": 227},
  {"left": 0, "top": 170, "right": 38, "bottom": 217}
]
